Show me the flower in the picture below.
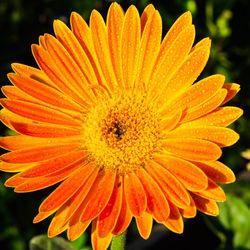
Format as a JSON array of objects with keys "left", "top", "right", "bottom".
[{"left": 0, "top": 3, "right": 243, "bottom": 249}]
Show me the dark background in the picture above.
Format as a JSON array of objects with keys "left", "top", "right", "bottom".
[{"left": 1, "top": 0, "right": 250, "bottom": 249}]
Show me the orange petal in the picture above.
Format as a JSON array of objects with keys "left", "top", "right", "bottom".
[
  {"left": 5, "top": 173, "right": 26, "bottom": 187},
  {"left": 53, "top": 20, "right": 100, "bottom": 90},
  {"left": 1, "top": 143, "right": 81, "bottom": 163},
  {"left": 135, "top": 212, "right": 153, "bottom": 239},
  {"left": 67, "top": 220, "right": 91, "bottom": 241},
  {"left": 39, "top": 35, "right": 47, "bottom": 49},
  {"left": 184, "top": 106, "right": 243, "bottom": 127},
  {"left": 157, "top": 38, "right": 211, "bottom": 103},
  {"left": 33, "top": 211, "right": 54, "bottom": 223},
  {"left": 0, "top": 132, "right": 80, "bottom": 151},
  {"left": 179, "top": 74, "right": 225, "bottom": 108},
  {"left": 80, "top": 170, "right": 116, "bottom": 221},
  {"left": 154, "top": 154, "right": 208, "bottom": 191},
  {"left": 135, "top": 9, "right": 162, "bottom": 89},
  {"left": 91, "top": 220, "right": 113, "bottom": 250},
  {"left": 11, "top": 62, "right": 42, "bottom": 76},
  {"left": 90, "top": 10, "right": 117, "bottom": 90},
  {"left": 42, "top": 169, "right": 98, "bottom": 228},
  {"left": 160, "top": 109, "right": 182, "bottom": 132},
  {"left": 70, "top": 12, "right": 93, "bottom": 53},
  {"left": 48, "top": 203, "right": 70, "bottom": 237},
  {"left": 2, "top": 86, "right": 79, "bottom": 119},
  {"left": 121, "top": 5, "right": 141, "bottom": 89},
  {"left": 146, "top": 161, "right": 190, "bottom": 209},
  {"left": 137, "top": 168, "right": 169, "bottom": 222},
  {"left": 222, "top": 83, "right": 240, "bottom": 105},
  {"left": 9, "top": 120, "right": 80, "bottom": 138},
  {"left": 112, "top": 190, "right": 133, "bottom": 235},
  {"left": 2, "top": 85, "right": 39, "bottom": 102},
  {"left": 195, "top": 161, "right": 235, "bottom": 184},
  {"left": 0, "top": 135, "right": 39, "bottom": 151},
  {"left": 180, "top": 194, "right": 197, "bottom": 218},
  {"left": 160, "top": 74, "right": 225, "bottom": 114},
  {"left": 14, "top": 159, "right": 84, "bottom": 192},
  {"left": 0, "top": 99, "right": 80, "bottom": 127},
  {"left": 39, "top": 163, "right": 97, "bottom": 212},
  {"left": 163, "top": 202, "right": 184, "bottom": 234},
  {"left": 0, "top": 109, "right": 80, "bottom": 138},
  {"left": 20, "top": 150, "right": 86, "bottom": 177},
  {"left": 64, "top": 166, "right": 100, "bottom": 224},
  {"left": 161, "top": 11, "right": 192, "bottom": 48},
  {"left": 9, "top": 162, "right": 81, "bottom": 190},
  {"left": 63, "top": 169, "right": 100, "bottom": 239},
  {"left": 149, "top": 24, "right": 195, "bottom": 97},
  {"left": 65, "top": 168, "right": 99, "bottom": 232},
  {"left": 8, "top": 73, "right": 80, "bottom": 112},
  {"left": 2, "top": 86, "right": 81, "bottom": 119},
  {"left": 123, "top": 172, "right": 147, "bottom": 216},
  {"left": 0, "top": 161, "right": 34, "bottom": 172},
  {"left": 147, "top": 11, "right": 191, "bottom": 92},
  {"left": 140, "top": 4, "right": 155, "bottom": 32},
  {"left": 195, "top": 179, "right": 226, "bottom": 202},
  {"left": 168, "top": 126, "right": 239, "bottom": 147},
  {"left": 161, "top": 138, "right": 222, "bottom": 161},
  {"left": 191, "top": 193, "right": 219, "bottom": 216},
  {"left": 11, "top": 63, "right": 54, "bottom": 88},
  {"left": 1, "top": 105, "right": 26, "bottom": 130},
  {"left": 107, "top": 2, "right": 124, "bottom": 87},
  {"left": 97, "top": 176, "right": 123, "bottom": 237},
  {"left": 63, "top": 166, "right": 99, "bottom": 223},
  {"left": 70, "top": 12, "right": 110, "bottom": 94},
  {"left": 32, "top": 44, "right": 89, "bottom": 107},
  {"left": 44, "top": 34, "right": 95, "bottom": 102},
  {"left": 181, "top": 89, "right": 227, "bottom": 123}
]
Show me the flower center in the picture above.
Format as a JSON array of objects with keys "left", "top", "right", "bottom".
[{"left": 83, "top": 92, "right": 160, "bottom": 174}]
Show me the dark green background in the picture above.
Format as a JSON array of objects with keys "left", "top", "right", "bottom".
[{"left": 0, "top": 0, "right": 250, "bottom": 249}]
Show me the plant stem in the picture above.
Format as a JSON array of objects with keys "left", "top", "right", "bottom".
[{"left": 110, "top": 231, "right": 127, "bottom": 250}]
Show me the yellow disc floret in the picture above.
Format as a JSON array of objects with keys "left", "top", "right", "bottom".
[{"left": 83, "top": 91, "right": 160, "bottom": 174}]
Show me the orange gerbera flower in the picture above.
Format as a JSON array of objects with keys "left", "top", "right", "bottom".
[{"left": 0, "top": 3, "right": 243, "bottom": 250}]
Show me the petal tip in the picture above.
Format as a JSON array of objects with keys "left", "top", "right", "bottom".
[
  {"left": 126, "top": 4, "right": 139, "bottom": 15},
  {"left": 110, "top": 1, "right": 120, "bottom": 8},
  {"left": 53, "top": 19, "right": 61, "bottom": 28},
  {"left": 181, "top": 11, "right": 193, "bottom": 24}
]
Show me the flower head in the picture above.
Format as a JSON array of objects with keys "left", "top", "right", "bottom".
[{"left": 0, "top": 3, "right": 243, "bottom": 249}]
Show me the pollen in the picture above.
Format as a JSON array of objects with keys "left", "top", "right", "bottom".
[{"left": 83, "top": 91, "right": 160, "bottom": 174}]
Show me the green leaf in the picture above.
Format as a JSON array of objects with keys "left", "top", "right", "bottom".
[
  {"left": 29, "top": 235, "right": 78, "bottom": 250},
  {"left": 70, "top": 233, "right": 90, "bottom": 250},
  {"left": 216, "top": 10, "right": 232, "bottom": 38},
  {"left": 206, "top": 193, "right": 250, "bottom": 249},
  {"left": 224, "top": 181, "right": 250, "bottom": 206},
  {"left": 186, "top": 0, "right": 197, "bottom": 14}
]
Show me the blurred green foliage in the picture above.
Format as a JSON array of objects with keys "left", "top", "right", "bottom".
[
  {"left": 0, "top": 0, "right": 250, "bottom": 249},
  {"left": 29, "top": 235, "right": 78, "bottom": 250},
  {"left": 205, "top": 192, "right": 250, "bottom": 250}
]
